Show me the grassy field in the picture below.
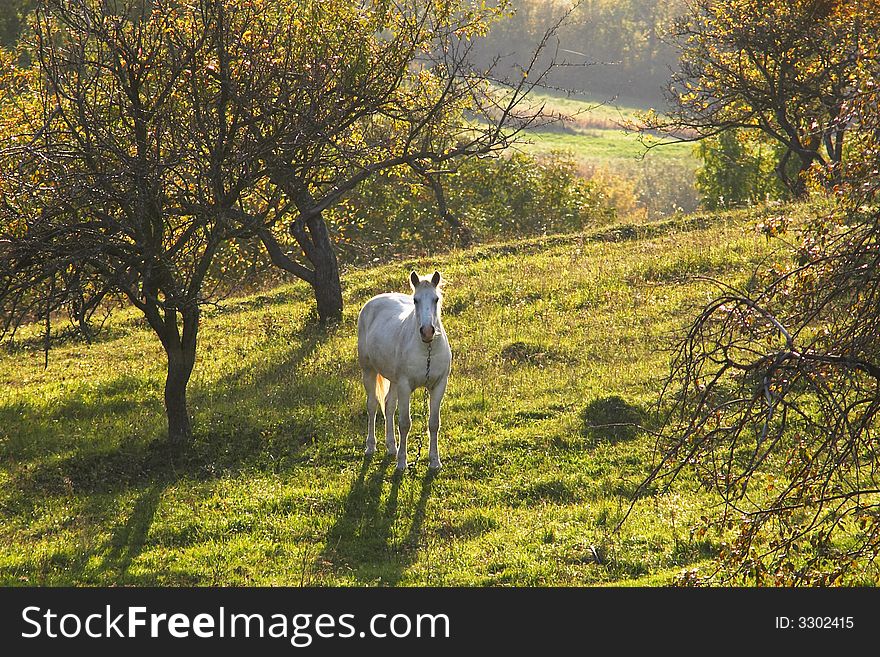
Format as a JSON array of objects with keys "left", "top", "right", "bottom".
[
  {"left": 525, "top": 128, "right": 694, "bottom": 165},
  {"left": 515, "top": 91, "right": 700, "bottom": 215},
  {"left": 0, "top": 208, "right": 784, "bottom": 586},
  {"left": 522, "top": 90, "right": 691, "bottom": 160}
]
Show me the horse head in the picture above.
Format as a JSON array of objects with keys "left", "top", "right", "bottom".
[{"left": 410, "top": 270, "right": 442, "bottom": 343}]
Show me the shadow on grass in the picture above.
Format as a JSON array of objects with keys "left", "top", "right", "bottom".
[
  {"left": 0, "top": 480, "right": 170, "bottom": 586},
  {"left": 6, "top": 320, "right": 338, "bottom": 488},
  {"left": 0, "top": 377, "right": 159, "bottom": 462},
  {"left": 192, "top": 319, "right": 350, "bottom": 434},
  {"left": 581, "top": 395, "right": 656, "bottom": 446},
  {"left": 0, "top": 324, "right": 335, "bottom": 461},
  {"left": 99, "top": 482, "right": 165, "bottom": 580},
  {"left": 0, "top": 318, "right": 351, "bottom": 585},
  {"left": 320, "top": 454, "right": 437, "bottom": 585}
]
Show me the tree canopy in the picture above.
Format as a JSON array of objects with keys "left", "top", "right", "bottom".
[{"left": 645, "top": 0, "right": 876, "bottom": 196}]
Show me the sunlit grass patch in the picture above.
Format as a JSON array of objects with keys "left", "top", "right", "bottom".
[{"left": 1, "top": 206, "right": 790, "bottom": 586}]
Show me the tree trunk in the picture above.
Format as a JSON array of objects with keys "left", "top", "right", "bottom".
[
  {"left": 305, "top": 214, "right": 343, "bottom": 322},
  {"left": 157, "top": 305, "right": 199, "bottom": 448},
  {"left": 791, "top": 153, "right": 815, "bottom": 199},
  {"left": 776, "top": 147, "right": 813, "bottom": 199},
  {"left": 313, "top": 259, "right": 343, "bottom": 322},
  {"left": 164, "top": 343, "right": 196, "bottom": 447},
  {"left": 259, "top": 221, "right": 342, "bottom": 322}
]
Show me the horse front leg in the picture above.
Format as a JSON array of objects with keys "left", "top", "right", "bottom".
[
  {"left": 428, "top": 377, "right": 447, "bottom": 470},
  {"left": 395, "top": 384, "right": 412, "bottom": 471},
  {"left": 384, "top": 384, "right": 399, "bottom": 457}
]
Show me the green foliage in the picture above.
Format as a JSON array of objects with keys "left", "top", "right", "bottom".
[
  {"left": 0, "top": 0, "right": 33, "bottom": 47},
  {"left": 458, "top": 152, "right": 617, "bottom": 237},
  {"left": 695, "top": 130, "right": 790, "bottom": 210},
  {"left": 324, "top": 151, "right": 617, "bottom": 262}
]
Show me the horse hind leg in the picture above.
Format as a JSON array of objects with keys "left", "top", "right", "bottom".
[
  {"left": 383, "top": 381, "right": 398, "bottom": 457},
  {"left": 362, "top": 369, "right": 380, "bottom": 455}
]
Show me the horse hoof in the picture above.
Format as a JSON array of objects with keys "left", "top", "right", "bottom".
[
  {"left": 429, "top": 461, "right": 442, "bottom": 471},
  {"left": 395, "top": 462, "right": 407, "bottom": 472},
  {"left": 365, "top": 444, "right": 376, "bottom": 455}
]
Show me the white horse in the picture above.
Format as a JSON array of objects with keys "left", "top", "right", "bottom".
[{"left": 357, "top": 270, "right": 452, "bottom": 471}]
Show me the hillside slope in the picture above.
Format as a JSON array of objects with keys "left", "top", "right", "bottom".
[{"left": 0, "top": 209, "right": 780, "bottom": 586}]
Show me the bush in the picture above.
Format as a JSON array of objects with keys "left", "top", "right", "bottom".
[
  {"left": 325, "top": 151, "right": 618, "bottom": 263},
  {"left": 695, "top": 129, "right": 790, "bottom": 210}
]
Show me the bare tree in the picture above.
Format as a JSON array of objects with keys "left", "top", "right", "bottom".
[{"left": 631, "top": 50, "right": 880, "bottom": 584}]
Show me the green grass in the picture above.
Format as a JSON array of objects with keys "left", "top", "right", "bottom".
[
  {"left": 512, "top": 91, "right": 700, "bottom": 216},
  {"left": 524, "top": 128, "right": 693, "bottom": 164},
  {"left": 520, "top": 91, "right": 697, "bottom": 167},
  {"left": 0, "top": 208, "right": 784, "bottom": 586}
]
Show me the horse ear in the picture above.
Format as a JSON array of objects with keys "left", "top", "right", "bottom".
[
  {"left": 431, "top": 270, "right": 442, "bottom": 287},
  {"left": 410, "top": 270, "right": 420, "bottom": 289}
]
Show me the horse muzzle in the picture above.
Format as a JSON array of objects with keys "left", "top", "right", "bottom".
[{"left": 420, "top": 325, "right": 436, "bottom": 342}]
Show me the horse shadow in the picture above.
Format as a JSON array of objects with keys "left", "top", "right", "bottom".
[{"left": 320, "top": 454, "right": 437, "bottom": 585}]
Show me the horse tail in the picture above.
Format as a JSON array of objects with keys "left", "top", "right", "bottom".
[{"left": 375, "top": 374, "right": 390, "bottom": 416}]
